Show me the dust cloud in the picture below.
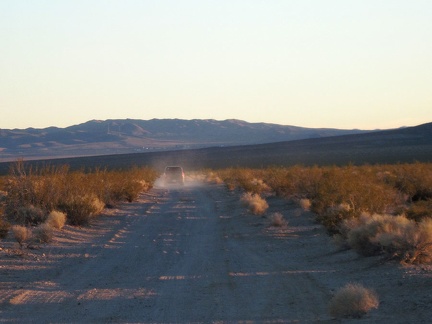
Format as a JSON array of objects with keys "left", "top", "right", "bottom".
[{"left": 153, "top": 173, "right": 206, "bottom": 190}]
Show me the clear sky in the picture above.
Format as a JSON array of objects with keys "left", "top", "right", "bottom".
[{"left": 1, "top": 1, "right": 431, "bottom": 130}]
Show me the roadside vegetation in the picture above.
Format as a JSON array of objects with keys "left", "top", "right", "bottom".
[
  {"left": 206, "top": 162, "right": 432, "bottom": 264},
  {"left": 240, "top": 192, "right": 269, "bottom": 215},
  {"left": 0, "top": 160, "right": 158, "bottom": 247},
  {"left": 329, "top": 283, "right": 379, "bottom": 318}
]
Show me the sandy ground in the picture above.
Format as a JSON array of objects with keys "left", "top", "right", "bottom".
[{"left": 1, "top": 180, "right": 432, "bottom": 323}]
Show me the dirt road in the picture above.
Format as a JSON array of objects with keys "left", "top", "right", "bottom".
[{"left": 1, "top": 181, "right": 431, "bottom": 323}]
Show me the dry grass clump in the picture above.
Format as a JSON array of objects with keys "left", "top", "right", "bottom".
[
  {"left": 329, "top": 283, "right": 379, "bottom": 318},
  {"left": 34, "top": 223, "right": 54, "bottom": 243},
  {"left": 45, "top": 210, "right": 67, "bottom": 229},
  {"left": 91, "top": 197, "right": 105, "bottom": 214},
  {"left": 241, "top": 192, "right": 269, "bottom": 215},
  {"left": 11, "top": 225, "right": 32, "bottom": 248},
  {"left": 270, "top": 212, "right": 288, "bottom": 227},
  {"left": 299, "top": 198, "right": 311, "bottom": 211}
]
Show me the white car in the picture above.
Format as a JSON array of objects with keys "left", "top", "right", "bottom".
[{"left": 163, "top": 166, "right": 185, "bottom": 185}]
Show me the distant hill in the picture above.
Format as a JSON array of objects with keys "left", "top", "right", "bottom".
[
  {"left": 0, "top": 119, "right": 370, "bottom": 162},
  {"left": 1, "top": 121, "right": 430, "bottom": 174}
]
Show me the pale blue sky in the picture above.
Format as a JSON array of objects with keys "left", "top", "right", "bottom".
[{"left": 1, "top": 1, "right": 431, "bottom": 130}]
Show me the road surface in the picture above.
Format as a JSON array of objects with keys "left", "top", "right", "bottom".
[{"left": 1, "top": 181, "right": 428, "bottom": 323}]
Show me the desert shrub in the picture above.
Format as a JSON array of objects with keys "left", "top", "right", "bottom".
[
  {"left": 270, "top": 212, "right": 288, "bottom": 227},
  {"left": 4, "top": 161, "right": 157, "bottom": 226},
  {"left": 312, "top": 167, "right": 394, "bottom": 215},
  {"left": 315, "top": 205, "right": 354, "bottom": 235},
  {"left": 295, "top": 166, "right": 324, "bottom": 198},
  {"left": 249, "top": 178, "right": 271, "bottom": 195},
  {"left": 406, "top": 200, "right": 432, "bottom": 222},
  {"left": 120, "top": 179, "right": 145, "bottom": 202},
  {"left": 343, "top": 213, "right": 432, "bottom": 263},
  {"left": 403, "top": 219, "right": 432, "bottom": 264},
  {"left": 329, "top": 283, "right": 379, "bottom": 318},
  {"left": 286, "top": 165, "right": 323, "bottom": 198},
  {"left": 91, "top": 167, "right": 157, "bottom": 206},
  {"left": 4, "top": 162, "right": 67, "bottom": 223},
  {"left": 11, "top": 225, "right": 31, "bottom": 248},
  {"left": 29, "top": 165, "right": 69, "bottom": 211},
  {"left": 211, "top": 164, "right": 432, "bottom": 264},
  {"left": 4, "top": 180, "right": 35, "bottom": 220},
  {"left": 59, "top": 195, "right": 104, "bottom": 226},
  {"left": 262, "top": 167, "right": 293, "bottom": 196},
  {"left": 391, "top": 163, "right": 432, "bottom": 202},
  {"left": 14, "top": 205, "right": 46, "bottom": 226},
  {"left": 45, "top": 210, "right": 67, "bottom": 229},
  {"left": 220, "top": 169, "right": 238, "bottom": 191},
  {"left": 91, "top": 197, "right": 105, "bottom": 214},
  {"left": 234, "top": 169, "right": 261, "bottom": 194},
  {"left": 34, "top": 223, "right": 54, "bottom": 243},
  {"left": 0, "top": 190, "right": 6, "bottom": 202},
  {"left": 4, "top": 161, "right": 69, "bottom": 220},
  {"left": 344, "top": 213, "right": 409, "bottom": 256},
  {"left": 0, "top": 218, "right": 11, "bottom": 239},
  {"left": 240, "top": 192, "right": 269, "bottom": 215},
  {"left": 377, "top": 218, "right": 432, "bottom": 264},
  {"left": 214, "top": 168, "right": 271, "bottom": 194},
  {"left": 311, "top": 166, "right": 399, "bottom": 234},
  {"left": 262, "top": 165, "right": 323, "bottom": 199}
]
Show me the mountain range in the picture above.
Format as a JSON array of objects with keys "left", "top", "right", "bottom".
[
  {"left": 0, "top": 119, "right": 370, "bottom": 162},
  {"left": 0, "top": 120, "right": 431, "bottom": 173}
]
